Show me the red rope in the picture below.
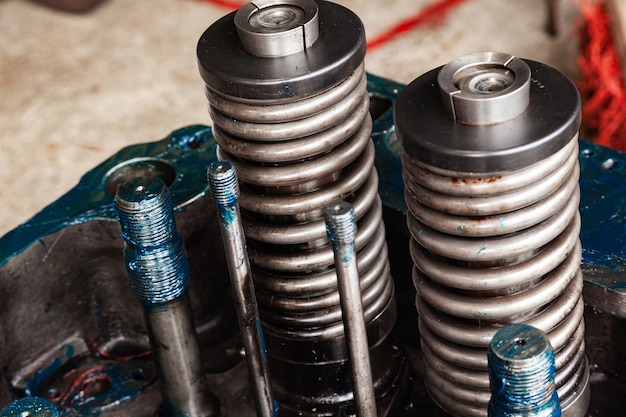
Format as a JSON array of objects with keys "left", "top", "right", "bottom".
[
  {"left": 196, "top": 0, "right": 243, "bottom": 10},
  {"left": 367, "top": 0, "right": 468, "bottom": 50},
  {"left": 578, "top": 0, "right": 626, "bottom": 150},
  {"left": 195, "top": 0, "right": 467, "bottom": 50}
]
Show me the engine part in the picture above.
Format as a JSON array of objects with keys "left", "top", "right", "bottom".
[
  {"left": 487, "top": 324, "right": 561, "bottom": 417},
  {"left": 3, "top": 72, "right": 626, "bottom": 416},
  {"left": 114, "top": 177, "right": 217, "bottom": 417},
  {"left": 207, "top": 161, "right": 277, "bottom": 417},
  {"left": 395, "top": 52, "right": 589, "bottom": 417},
  {"left": 197, "top": 1, "right": 405, "bottom": 415},
  {"left": 1, "top": 397, "right": 59, "bottom": 417},
  {"left": 325, "top": 201, "right": 377, "bottom": 417}
]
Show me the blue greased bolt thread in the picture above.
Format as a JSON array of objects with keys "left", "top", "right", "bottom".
[
  {"left": 325, "top": 201, "right": 358, "bottom": 246},
  {"left": 488, "top": 323, "right": 561, "bottom": 417},
  {"left": 114, "top": 177, "right": 189, "bottom": 306},
  {"left": 1, "top": 397, "right": 59, "bottom": 417},
  {"left": 207, "top": 161, "right": 240, "bottom": 208}
]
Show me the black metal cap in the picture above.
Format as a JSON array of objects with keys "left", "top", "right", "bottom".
[
  {"left": 197, "top": 0, "right": 366, "bottom": 101},
  {"left": 395, "top": 58, "right": 581, "bottom": 173}
]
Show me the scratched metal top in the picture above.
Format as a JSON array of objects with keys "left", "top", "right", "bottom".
[{"left": 1, "top": 74, "right": 625, "bottom": 314}]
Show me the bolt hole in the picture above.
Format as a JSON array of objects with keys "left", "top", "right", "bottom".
[
  {"left": 103, "top": 158, "right": 176, "bottom": 197},
  {"left": 20, "top": 412, "right": 32, "bottom": 417},
  {"left": 516, "top": 338, "right": 526, "bottom": 346}
]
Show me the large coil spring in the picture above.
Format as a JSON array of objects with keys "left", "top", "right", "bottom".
[
  {"left": 208, "top": 63, "right": 395, "bottom": 343},
  {"left": 402, "top": 136, "right": 587, "bottom": 417}
]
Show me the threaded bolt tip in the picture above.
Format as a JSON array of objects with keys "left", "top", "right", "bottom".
[
  {"left": 208, "top": 161, "right": 240, "bottom": 207},
  {"left": 488, "top": 323, "right": 561, "bottom": 416},
  {"left": 325, "top": 201, "right": 357, "bottom": 245},
  {"left": 114, "top": 177, "right": 175, "bottom": 247},
  {"left": 115, "top": 176, "right": 167, "bottom": 212}
]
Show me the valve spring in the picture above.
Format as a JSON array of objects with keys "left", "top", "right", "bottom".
[
  {"left": 210, "top": 62, "right": 394, "bottom": 340},
  {"left": 197, "top": 2, "right": 403, "bottom": 414},
  {"left": 396, "top": 53, "right": 589, "bottom": 417},
  {"left": 403, "top": 140, "right": 587, "bottom": 417}
]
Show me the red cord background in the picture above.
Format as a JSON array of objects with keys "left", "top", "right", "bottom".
[{"left": 578, "top": 0, "right": 626, "bottom": 151}]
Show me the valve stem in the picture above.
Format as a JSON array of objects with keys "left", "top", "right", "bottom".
[
  {"left": 488, "top": 324, "right": 561, "bottom": 417},
  {"left": 208, "top": 161, "right": 277, "bottom": 417},
  {"left": 325, "top": 201, "right": 377, "bottom": 417},
  {"left": 114, "top": 177, "right": 217, "bottom": 417}
]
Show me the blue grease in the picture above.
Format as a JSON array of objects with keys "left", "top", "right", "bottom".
[
  {"left": 217, "top": 206, "right": 237, "bottom": 229},
  {"left": 499, "top": 217, "right": 505, "bottom": 231},
  {"left": 477, "top": 246, "right": 487, "bottom": 256},
  {"left": 340, "top": 245, "right": 354, "bottom": 263},
  {"left": 488, "top": 324, "right": 561, "bottom": 417},
  {"left": 256, "top": 318, "right": 268, "bottom": 362},
  {"left": 476, "top": 311, "right": 482, "bottom": 329},
  {"left": 25, "top": 345, "right": 75, "bottom": 396}
]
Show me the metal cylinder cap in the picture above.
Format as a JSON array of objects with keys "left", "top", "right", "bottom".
[
  {"left": 438, "top": 52, "right": 531, "bottom": 125},
  {"left": 395, "top": 53, "right": 581, "bottom": 173},
  {"left": 235, "top": 0, "right": 319, "bottom": 58},
  {"left": 197, "top": 0, "right": 366, "bottom": 101}
]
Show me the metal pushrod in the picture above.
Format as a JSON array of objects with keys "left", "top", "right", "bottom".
[{"left": 208, "top": 161, "right": 277, "bottom": 417}]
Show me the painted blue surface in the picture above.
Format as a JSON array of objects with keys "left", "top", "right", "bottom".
[
  {"left": 1, "top": 397, "right": 60, "bottom": 417},
  {"left": 0, "top": 125, "right": 216, "bottom": 269},
  {"left": 579, "top": 140, "right": 626, "bottom": 272}
]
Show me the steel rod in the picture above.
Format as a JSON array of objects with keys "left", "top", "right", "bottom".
[
  {"left": 325, "top": 201, "right": 377, "bottom": 417},
  {"left": 207, "top": 161, "right": 277, "bottom": 417}
]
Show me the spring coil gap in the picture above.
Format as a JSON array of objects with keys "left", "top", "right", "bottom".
[{"left": 402, "top": 137, "right": 587, "bottom": 417}]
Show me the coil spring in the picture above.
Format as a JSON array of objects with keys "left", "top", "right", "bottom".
[
  {"left": 401, "top": 136, "right": 587, "bottom": 417},
  {"left": 208, "top": 62, "right": 394, "bottom": 345}
]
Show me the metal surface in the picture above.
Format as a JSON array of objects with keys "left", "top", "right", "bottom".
[
  {"left": 396, "top": 54, "right": 589, "bottom": 417},
  {"left": 1, "top": 73, "right": 626, "bottom": 416},
  {"left": 114, "top": 178, "right": 217, "bottom": 417},
  {"left": 437, "top": 52, "right": 531, "bottom": 125},
  {"left": 394, "top": 58, "right": 580, "bottom": 174},
  {"left": 325, "top": 201, "right": 377, "bottom": 417},
  {"left": 488, "top": 324, "right": 561, "bottom": 417},
  {"left": 234, "top": 0, "right": 319, "bottom": 58},
  {"left": 198, "top": 2, "right": 404, "bottom": 415},
  {"left": 208, "top": 161, "right": 277, "bottom": 417},
  {"left": 197, "top": 0, "right": 365, "bottom": 100}
]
